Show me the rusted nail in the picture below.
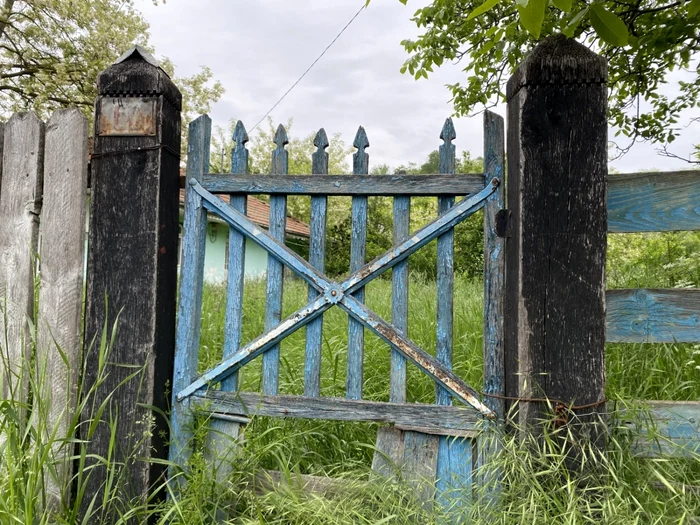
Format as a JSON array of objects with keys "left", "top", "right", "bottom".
[
  {"left": 491, "top": 177, "right": 500, "bottom": 187},
  {"left": 330, "top": 290, "right": 337, "bottom": 297}
]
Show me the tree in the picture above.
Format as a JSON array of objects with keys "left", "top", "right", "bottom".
[
  {"left": 384, "top": 0, "right": 700, "bottom": 149},
  {"left": 0, "top": 0, "right": 223, "bottom": 136}
]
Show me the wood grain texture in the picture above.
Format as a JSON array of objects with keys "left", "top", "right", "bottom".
[
  {"left": 504, "top": 36, "right": 608, "bottom": 437},
  {"left": 478, "top": 111, "right": 506, "bottom": 500},
  {"left": 436, "top": 117, "right": 456, "bottom": 407},
  {"left": 0, "top": 122, "right": 4, "bottom": 195},
  {"left": 436, "top": 437, "right": 473, "bottom": 513},
  {"left": 0, "top": 112, "right": 44, "bottom": 406},
  {"left": 304, "top": 128, "right": 328, "bottom": 397},
  {"left": 606, "top": 289, "right": 700, "bottom": 343},
  {"left": 390, "top": 194, "right": 410, "bottom": 404},
  {"left": 435, "top": 118, "right": 472, "bottom": 512},
  {"left": 169, "top": 116, "right": 210, "bottom": 476},
  {"left": 207, "top": 120, "right": 249, "bottom": 483},
  {"left": 614, "top": 401, "right": 700, "bottom": 458},
  {"left": 372, "top": 176, "right": 410, "bottom": 480},
  {"left": 347, "top": 126, "right": 369, "bottom": 400},
  {"left": 37, "top": 109, "right": 88, "bottom": 509},
  {"left": 403, "top": 431, "right": 439, "bottom": 507},
  {"left": 201, "top": 173, "right": 484, "bottom": 196},
  {"left": 85, "top": 56, "right": 181, "bottom": 509},
  {"left": 263, "top": 125, "right": 289, "bottom": 396},
  {"left": 608, "top": 170, "right": 700, "bottom": 233},
  {"left": 193, "top": 390, "right": 481, "bottom": 432}
]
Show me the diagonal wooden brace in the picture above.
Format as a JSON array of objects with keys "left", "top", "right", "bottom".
[{"left": 178, "top": 180, "right": 499, "bottom": 417}]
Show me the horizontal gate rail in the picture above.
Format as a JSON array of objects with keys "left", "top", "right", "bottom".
[
  {"left": 193, "top": 391, "right": 481, "bottom": 436},
  {"left": 199, "top": 173, "right": 485, "bottom": 196}
]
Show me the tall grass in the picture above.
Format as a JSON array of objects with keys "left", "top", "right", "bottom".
[{"left": 1, "top": 275, "right": 698, "bottom": 523}]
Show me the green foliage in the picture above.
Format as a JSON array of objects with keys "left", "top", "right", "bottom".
[
  {"left": 608, "top": 231, "right": 700, "bottom": 289},
  {"left": 186, "top": 277, "right": 700, "bottom": 523},
  {"left": 386, "top": 0, "right": 699, "bottom": 145},
  {"left": 0, "top": 0, "right": 224, "bottom": 152}
]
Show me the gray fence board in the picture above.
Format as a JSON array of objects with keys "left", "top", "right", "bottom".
[
  {"left": 37, "top": 109, "right": 88, "bottom": 507},
  {"left": 0, "top": 112, "right": 45, "bottom": 404}
]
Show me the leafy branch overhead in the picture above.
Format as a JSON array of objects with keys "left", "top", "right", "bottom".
[
  {"left": 376, "top": 0, "right": 700, "bottom": 145},
  {"left": 0, "top": 0, "right": 224, "bottom": 137}
]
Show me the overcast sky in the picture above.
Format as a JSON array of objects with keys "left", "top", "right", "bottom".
[{"left": 139, "top": 0, "right": 698, "bottom": 172}]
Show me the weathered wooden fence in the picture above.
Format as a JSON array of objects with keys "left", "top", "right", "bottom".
[
  {"left": 0, "top": 109, "right": 88, "bottom": 508},
  {"left": 0, "top": 36, "right": 698, "bottom": 520}
]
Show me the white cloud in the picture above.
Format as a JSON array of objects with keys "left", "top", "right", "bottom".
[{"left": 138, "top": 0, "right": 698, "bottom": 171}]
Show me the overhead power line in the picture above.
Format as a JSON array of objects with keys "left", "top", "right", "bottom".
[{"left": 250, "top": 4, "right": 366, "bottom": 133}]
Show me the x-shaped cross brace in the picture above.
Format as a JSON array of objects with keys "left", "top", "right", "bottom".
[{"left": 177, "top": 179, "right": 500, "bottom": 419}]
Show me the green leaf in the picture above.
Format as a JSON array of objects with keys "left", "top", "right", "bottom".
[
  {"left": 467, "top": 0, "right": 502, "bottom": 21},
  {"left": 563, "top": 7, "right": 588, "bottom": 37},
  {"left": 690, "top": 0, "right": 700, "bottom": 16},
  {"left": 551, "top": 0, "right": 572, "bottom": 12},
  {"left": 517, "top": 0, "right": 546, "bottom": 38},
  {"left": 589, "top": 4, "right": 629, "bottom": 46}
]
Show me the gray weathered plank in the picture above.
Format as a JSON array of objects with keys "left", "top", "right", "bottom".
[
  {"left": 37, "top": 109, "right": 88, "bottom": 509},
  {"left": 613, "top": 401, "right": 700, "bottom": 458},
  {"left": 0, "top": 112, "right": 45, "bottom": 405},
  {"left": 263, "top": 124, "right": 288, "bottom": 395},
  {"left": 193, "top": 390, "right": 481, "bottom": 432},
  {"left": 0, "top": 122, "right": 4, "bottom": 195},
  {"left": 606, "top": 288, "right": 700, "bottom": 343},
  {"left": 608, "top": 170, "right": 700, "bottom": 233},
  {"left": 201, "top": 173, "right": 484, "bottom": 196},
  {"left": 304, "top": 128, "right": 328, "bottom": 397},
  {"left": 346, "top": 126, "right": 369, "bottom": 400},
  {"left": 403, "top": 431, "right": 439, "bottom": 508}
]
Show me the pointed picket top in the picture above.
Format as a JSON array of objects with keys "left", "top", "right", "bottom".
[
  {"left": 439, "top": 118, "right": 456, "bottom": 175},
  {"left": 273, "top": 124, "right": 289, "bottom": 149},
  {"left": 312, "top": 128, "right": 329, "bottom": 175},
  {"left": 353, "top": 126, "right": 369, "bottom": 175},
  {"left": 231, "top": 120, "right": 249, "bottom": 175},
  {"left": 271, "top": 124, "right": 289, "bottom": 174},
  {"left": 440, "top": 117, "right": 456, "bottom": 144},
  {"left": 314, "top": 128, "right": 329, "bottom": 150}
]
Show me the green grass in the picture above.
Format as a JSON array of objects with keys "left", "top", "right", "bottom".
[{"left": 1, "top": 274, "right": 698, "bottom": 523}]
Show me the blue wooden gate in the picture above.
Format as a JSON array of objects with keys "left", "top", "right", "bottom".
[{"left": 169, "top": 111, "right": 506, "bottom": 507}]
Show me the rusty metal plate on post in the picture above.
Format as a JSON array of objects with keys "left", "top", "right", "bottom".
[{"left": 97, "top": 97, "right": 157, "bottom": 136}]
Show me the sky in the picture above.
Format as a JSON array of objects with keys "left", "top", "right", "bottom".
[{"left": 139, "top": 0, "right": 699, "bottom": 173}]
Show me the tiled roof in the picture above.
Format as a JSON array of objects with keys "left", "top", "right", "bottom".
[{"left": 179, "top": 190, "right": 310, "bottom": 238}]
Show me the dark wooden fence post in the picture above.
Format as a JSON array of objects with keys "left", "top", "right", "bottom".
[
  {"left": 504, "top": 36, "right": 608, "bottom": 446},
  {"left": 83, "top": 46, "right": 181, "bottom": 508}
]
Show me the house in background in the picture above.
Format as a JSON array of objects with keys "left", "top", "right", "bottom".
[{"left": 179, "top": 191, "right": 310, "bottom": 282}]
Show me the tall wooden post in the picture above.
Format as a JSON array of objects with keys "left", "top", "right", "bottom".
[
  {"left": 83, "top": 46, "right": 181, "bottom": 508},
  {"left": 504, "top": 36, "right": 608, "bottom": 444}
]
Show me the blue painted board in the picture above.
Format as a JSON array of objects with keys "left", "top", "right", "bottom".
[
  {"left": 436, "top": 117, "right": 456, "bottom": 407},
  {"left": 169, "top": 115, "right": 211, "bottom": 479},
  {"left": 606, "top": 288, "right": 700, "bottom": 343},
  {"left": 390, "top": 195, "right": 409, "bottom": 404},
  {"left": 222, "top": 120, "right": 249, "bottom": 393},
  {"left": 263, "top": 124, "right": 289, "bottom": 395},
  {"left": 607, "top": 170, "right": 700, "bottom": 233},
  {"left": 436, "top": 437, "right": 473, "bottom": 512},
  {"left": 478, "top": 110, "right": 506, "bottom": 503},
  {"left": 304, "top": 129, "right": 329, "bottom": 397},
  {"left": 347, "top": 126, "right": 369, "bottom": 400}
]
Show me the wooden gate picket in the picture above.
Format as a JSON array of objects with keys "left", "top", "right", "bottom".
[{"left": 170, "top": 112, "right": 504, "bottom": 510}]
